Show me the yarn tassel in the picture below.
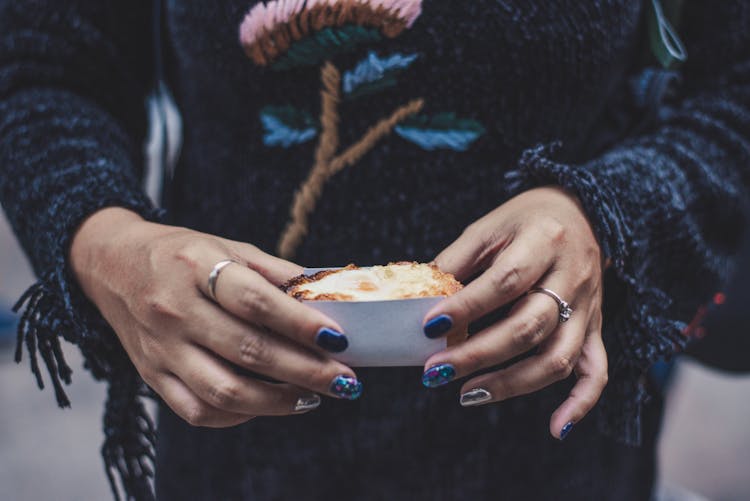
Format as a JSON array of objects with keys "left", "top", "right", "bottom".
[
  {"left": 102, "top": 374, "right": 156, "bottom": 501},
  {"left": 13, "top": 281, "right": 73, "bottom": 407},
  {"left": 13, "top": 276, "right": 157, "bottom": 500}
]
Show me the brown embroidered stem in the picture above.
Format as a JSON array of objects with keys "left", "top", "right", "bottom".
[
  {"left": 278, "top": 62, "right": 340, "bottom": 259},
  {"left": 316, "top": 61, "right": 341, "bottom": 168},
  {"left": 277, "top": 94, "right": 424, "bottom": 259},
  {"left": 326, "top": 98, "right": 423, "bottom": 176}
]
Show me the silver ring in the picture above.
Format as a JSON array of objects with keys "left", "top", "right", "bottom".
[
  {"left": 207, "top": 259, "right": 239, "bottom": 302},
  {"left": 526, "top": 287, "right": 573, "bottom": 323}
]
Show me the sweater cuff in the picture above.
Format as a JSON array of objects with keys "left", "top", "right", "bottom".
[
  {"left": 13, "top": 167, "right": 163, "bottom": 403},
  {"left": 502, "top": 143, "right": 689, "bottom": 445}
]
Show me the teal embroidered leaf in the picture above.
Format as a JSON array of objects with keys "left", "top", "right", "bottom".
[
  {"left": 395, "top": 113, "right": 485, "bottom": 151},
  {"left": 342, "top": 51, "right": 419, "bottom": 99},
  {"left": 272, "top": 25, "right": 382, "bottom": 71},
  {"left": 260, "top": 105, "right": 317, "bottom": 147}
]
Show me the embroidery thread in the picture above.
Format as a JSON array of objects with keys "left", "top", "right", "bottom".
[
  {"left": 342, "top": 51, "right": 419, "bottom": 98},
  {"left": 276, "top": 61, "right": 424, "bottom": 258},
  {"left": 260, "top": 105, "right": 318, "bottom": 146},
  {"left": 240, "top": 0, "right": 423, "bottom": 69},
  {"left": 239, "top": 0, "right": 485, "bottom": 258},
  {"left": 395, "top": 112, "right": 485, "bottom": 151}
]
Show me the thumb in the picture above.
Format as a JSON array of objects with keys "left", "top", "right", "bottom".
[{"left": 433, "top": 224, "right": 505, "bottom": 282}]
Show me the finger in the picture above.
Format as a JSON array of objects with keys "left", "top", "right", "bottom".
[
  {"left": 421, "top": 289, "right": 562, "bottom": 386},
  {"left": 168, "top": 343, "right": 323, "bottom": 416},
  {"left": 196, "top": 259, "right": 350, "bottom": 354},
  {"left": 423, "top": 229, "right": 556, "bottom": 340},
  {"left": 549, "top": 313, "right": 607, "bottom": 440},
  {"left": 188, "top": 299, "right": 363, "bottom": 400},
  {"left": 432, "top": 215, "right": 515, "bottom": 282},
  {"left": 457, "top": 309, "right": 588, "bottom": 405},
  {"left": 223, "top": 239, "right": 304, "bottom": 286},
  {"left": 422, "top": 271, "right": 581, "bottom": 386},
  {"left": 153, "top": 372, "right": 254, "bottom": 428}
]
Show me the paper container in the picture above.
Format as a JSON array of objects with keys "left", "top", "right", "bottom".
[{"left": 301, "top": 268, "right": 448, "bottom": 367}]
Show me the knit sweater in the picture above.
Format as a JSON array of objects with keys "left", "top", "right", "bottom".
[{"left": 1, "top": 1, "right": 748, "bottom": 500}]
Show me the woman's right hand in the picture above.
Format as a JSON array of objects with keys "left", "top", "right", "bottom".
[{"left": 69, "top": 207, "right": 361, "bottom": 427}]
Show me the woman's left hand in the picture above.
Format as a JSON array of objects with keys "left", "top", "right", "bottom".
[{"left": 421, "top": 186, "right": 608, "bottom": 440}]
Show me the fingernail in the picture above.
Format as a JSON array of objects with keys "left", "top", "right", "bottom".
[
  {"left": 423, "top": 314, "right": 453, "bottom": 339},
  {"left": 422, "top": 363, "right": 456, "bottom": 388},
  {"left": 459, "top": 388, "right": 492, "bottom": 407},
  {"left": 560, "top": 421, "right": 574, "bottom": 440},
  {"left": 315, "top": 327, "right": 348, "bottom": 353},
  {"left": 329, "top": 375, "right": 363, "bottom": 400},
  {"left": 293, "top": 394, "right": 321, "bottom": 412}
]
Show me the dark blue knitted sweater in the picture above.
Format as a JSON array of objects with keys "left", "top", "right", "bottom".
[{"left": 1, "top": 1, "right": 749, "bottom": 500}]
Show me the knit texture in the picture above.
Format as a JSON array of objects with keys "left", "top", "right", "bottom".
[{"left": 1, "top": 1, "right": 749, "bottom": 500}]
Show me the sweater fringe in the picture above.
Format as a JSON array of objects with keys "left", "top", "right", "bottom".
[{"left": 14, "top": 275, "right": 156, "bottom": 500}]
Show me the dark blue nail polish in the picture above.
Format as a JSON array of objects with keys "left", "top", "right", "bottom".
[
  {"left": 315, "top": 327, "right": 348, "bottom": 352},
  {"left": 560, "top": 421, "right": 574, "bottom": 440},
  {"left": 423, "top": 314, "right": 453, "bottom": 339},
  {"left": 422, "top": 363, "right": 456, "bottom": 388},
  {"left": 329, "top": 375, "right": 363, "bottom": 400}
]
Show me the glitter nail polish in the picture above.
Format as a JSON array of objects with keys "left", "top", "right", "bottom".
[
  {"left": 329, "top": 375, "right": 363, "bottom": 400},
  {"left": 459, "top": 388, "right": 492, "bottom": 407},
  {"left": 423, "top": 314, "right": 453, "bottom": 338},
  {"left": 422, "top": 363, "right": 456, "bottom": 387},
  {"left": 293, "top": 394, "right": 321, "bottom": 412}
]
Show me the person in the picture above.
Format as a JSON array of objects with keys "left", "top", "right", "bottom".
[{"left": 1, "top": 1, "right": 748, "bottom": 499}]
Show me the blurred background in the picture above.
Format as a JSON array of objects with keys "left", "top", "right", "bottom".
[{"left": 1, "top": 105, "right": 750, "bottom": 501}]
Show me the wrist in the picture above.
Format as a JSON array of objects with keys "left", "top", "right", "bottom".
[{"left": 69, "top": 207, "right": 147, "bottom": 298}]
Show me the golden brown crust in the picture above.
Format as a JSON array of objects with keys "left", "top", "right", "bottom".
[{"left": 283, "top": 262, "right": 463, "bottom": 301}]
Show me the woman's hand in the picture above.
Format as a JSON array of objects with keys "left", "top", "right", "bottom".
[
  {"left": 421, "top": 187, "right": 608, "bottom": 439},
  {"left": 70, "top": 207, "right": 362, "bottom": 428}
]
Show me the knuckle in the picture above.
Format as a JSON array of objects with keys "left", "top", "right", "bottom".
[
  {"left": 597, "top": 369, "right": 609, "bottom": 387},
  {"left": 458, "top": 293, "right": 483, "bottom": 319},
  {"left": 135, "top": 331, "right": 168, "bottom": 367},
  {"left": 137, "top": 367, "right": 159, "bottom": 389},
  {"left": 490, "top": 265, "right": 523, "bottom": 298},
  {"left": 173, "top": 240, "right": 203, "bottom": 272},
  {"left": 183, "top": 403, "right": 212, "bottom": 427},
  {"left": 309, "top": 362, "right": 335, "bottom": 389},
  {"left": 459, "top": 346, "right": 488, "bottom": 371},
  {"left": 238, "top": 334, "right": 275, "bottom": 368},
  {"left": 207, "top": 380, "right": 241, "bottom": 409},
  {"left": 238, "top": 286, "right": 270, "bottom": 320},
  {"left": 548, "top": 354, "right": 574, "bottom": 380},
  {"left": 512, "top": 314, "right": 547, "bottom": 349},
  {"left": 143, "top": 293, "right": 182, "bottom": 321},
  {"left": 542, "top": 218, "right": 566, "bottom": 245}
]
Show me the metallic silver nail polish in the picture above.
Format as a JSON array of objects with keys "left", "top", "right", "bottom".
[
  {"left": 459, "top": 388, "right": 492, "bottom": 407},
  {"left": 293, "top": 394, "right": 321, "bottom": 412}
]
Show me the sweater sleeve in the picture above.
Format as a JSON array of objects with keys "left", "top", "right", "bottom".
[
  {"left": 503, "top": 1, "right": 750, "bottom": 445},
  {"left": 0, "top": 2, "right": 161, "bottom": 499}
]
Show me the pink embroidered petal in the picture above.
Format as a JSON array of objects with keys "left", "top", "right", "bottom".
[{"left": 239, "top": 0, "right": 424, "bottom": 61}]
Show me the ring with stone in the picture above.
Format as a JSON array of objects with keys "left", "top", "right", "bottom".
[{"left": 526, "top": 287, "right": 573, "bottom": 323}]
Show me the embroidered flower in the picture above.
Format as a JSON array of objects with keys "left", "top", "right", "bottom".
[
  {"left": 239, "top": 0, "right": 423, "bottom": 68},
  {"left": 238, "top": 2, "right": 485, "bottom": 257},
  {"left": 342, "top": 50, "right": 418, "bottom": 97}
]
